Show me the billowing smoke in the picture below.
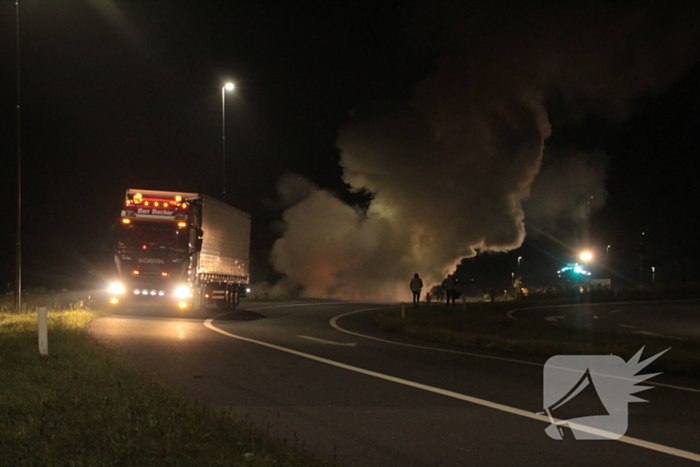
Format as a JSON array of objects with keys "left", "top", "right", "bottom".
[{"left": 271, "top": 1, "right": 700, "bottom": 301}]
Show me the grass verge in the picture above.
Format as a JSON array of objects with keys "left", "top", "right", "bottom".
[
  {"left": 373, "top": 303, "right": 700, "bottom": 378},
  {"left": 0, "top": 309, "right": 326, "bottom": 466}
]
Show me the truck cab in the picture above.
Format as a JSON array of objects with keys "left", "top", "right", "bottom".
[{"left": 108, "top": 189, "right": 250, "bottom": 311}]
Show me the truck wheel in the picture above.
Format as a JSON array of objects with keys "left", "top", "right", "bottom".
[
  {"left": 226, "top": 286, "right": 237, "bottom": 311},
  {"left": 213, "top": 286, "right": 237, "bottom": 311}
]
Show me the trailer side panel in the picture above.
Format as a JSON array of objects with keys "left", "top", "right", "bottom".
[{"left": 198, "top": 196, "right": 250, "bottom": 281}]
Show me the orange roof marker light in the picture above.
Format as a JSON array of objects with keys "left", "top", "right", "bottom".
[
  {"left": 177, "top": 221, "right": 188, "bottom": 228},
  {"left": 121, "top": 218, "right": 131, "bottom": 224}
]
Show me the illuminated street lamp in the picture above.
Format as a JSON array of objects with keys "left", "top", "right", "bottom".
[
  {"left": 221, "top": 82, "right": 235, "bottom": 202},
  {"left": 517, "top": 256, "right": 522, "bottom": 277},
  {"left": 579, "top": 251, "right": 593, "bottom": 263}
]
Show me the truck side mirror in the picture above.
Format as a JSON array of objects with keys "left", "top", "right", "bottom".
[
  {"left": 108, "top": 223, "right": 116, "bottom": 250},
  {"left": 195, "top": 228, "right": 203, "bottom": 252}
]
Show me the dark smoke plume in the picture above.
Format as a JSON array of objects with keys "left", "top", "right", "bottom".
[{"left": 271, "top": 1, "right": 700, "bottom": 300}]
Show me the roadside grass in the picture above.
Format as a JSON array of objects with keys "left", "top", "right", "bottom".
[
  {"left": 373, "top": 302, "right": 700, "bottom": 377},
  {"left": 0, "top": 304, "right": 326, "bottom": 465}
]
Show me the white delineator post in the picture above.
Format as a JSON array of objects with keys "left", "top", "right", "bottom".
[{"left": 38, "top": 307, "right": 48, "bottom": 356}]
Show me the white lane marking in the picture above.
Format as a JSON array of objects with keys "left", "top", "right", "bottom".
[
  {"left": 610, "top": 310, "right": 623, "bottom": 313},
  {"left": 205, "top": 315, "right": 700, "bottom": 463},
  {"left": 545, "top": 316, "right": 564, "bottom": 322},
  {"left": 632, "top": 331, "right": 688, "bottom": 341},
  {"left": 620, "top": 324, "right": 637, "bottom": 329},
  {"left": 297, "top": 335, "right": 357, "bottom": 347},
  {"left": 330, "top": 309, "right": 700, "bottom": 395}
]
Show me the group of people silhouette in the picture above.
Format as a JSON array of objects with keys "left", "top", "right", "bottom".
[{"left": 409, "top": 273, "right": 458, "bottom": 307}]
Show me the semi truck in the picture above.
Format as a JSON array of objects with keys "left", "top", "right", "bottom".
[{"left": 107, "top": 189, "right": 250, "bottom": 310}]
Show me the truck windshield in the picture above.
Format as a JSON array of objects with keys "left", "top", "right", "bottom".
[{"left": 116, "top": 221, "right": 188, "bottom": 252}]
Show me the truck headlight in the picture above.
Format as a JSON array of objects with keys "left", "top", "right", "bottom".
[
  {"left": 108, "top": 282, "right": 126, "bottom": 295},
  {"left": 174, "top": 285, "right": 192, "bottom": 298}
]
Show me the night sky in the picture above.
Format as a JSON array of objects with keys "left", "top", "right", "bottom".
[{"left": 2, "top": 1, "right": 699, "bottom": 295}]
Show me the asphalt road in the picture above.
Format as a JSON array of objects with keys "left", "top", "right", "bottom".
[
  {"left": 506, "top": 300, "right": 700, "bottom": 340},
  {"left": 88, "top": 301, "right": 700, "bottom": 466}
]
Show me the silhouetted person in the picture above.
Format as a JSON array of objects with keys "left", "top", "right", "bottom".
[
  {"left": 513, "top": 275, "right": 523, "bottom": 300},
  {"left": 442, "top": 274, "right": 457, "bottom": 306},
  {"left": 410, "top": 273, "right": 423, "bottom": 308}
]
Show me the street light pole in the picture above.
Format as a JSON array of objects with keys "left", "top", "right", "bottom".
[
  {"left": 15, "top": 0, "right": 22, "bottom": 313},
  {"left": 517, "top": 256, "right": 522, "bottom": 277},
  {"left": 221, "top": 82, "right": 234, "bottom": 203}
]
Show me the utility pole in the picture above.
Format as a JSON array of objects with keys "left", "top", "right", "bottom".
[{"left": 15, "top": 0, "right": 22, "bottom": 313}]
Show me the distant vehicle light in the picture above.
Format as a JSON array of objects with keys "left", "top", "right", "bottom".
[
  {"left": 110, "top": 298, "right": 119, "bottom": 305},
  {"left": 174, "top": 285, "right": 192, "bottom": 298},
  {"left": 177, "top": 222, "right": 187, "bottom": 228},
  {"left": 132, "top": 270, "right": 140, "bottom": 275},
  {"left": 108, "top": 282, "right": 126, "bottom": 295},
  {"left": 560, "top": 263, "right": 591, "bottom": 276},
  {"left": 161, "top": 272, "right": 169, "bottom": 277},
  {"left": 121, "top": 218, "right": 131, "bottom": 224},
  {"left": 178, "top": 301, "right": 188, "bottom": 309}
]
